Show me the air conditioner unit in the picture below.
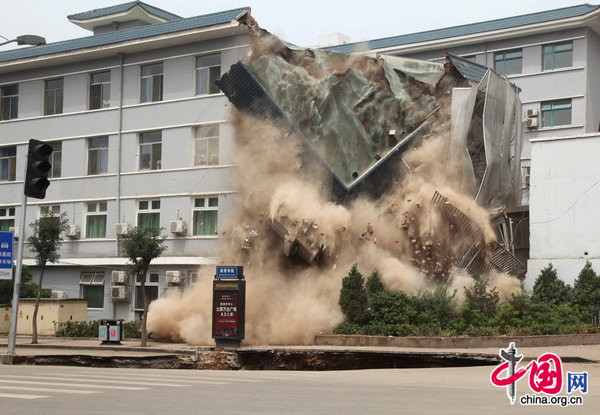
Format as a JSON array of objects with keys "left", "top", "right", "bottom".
[
  {"left": 111, "top": 285, "right": 130, "bottom": 302},
  {"left": 526, "top": 108, "right": 539, "bottom": 118},
  {"left": 166, "top": 270, "right": 184, "bottom": 285},
  {"left": 51, "top": 290, "right": 68, "bottom": 299},
  {"left": 169, "top": 220, "right": 187, "bottom": 235},
  {"left": 526, "top": 118, "right": 538, "bottom": 129},
  {"left": 8, "top": 227, "right": 18, "bottom": 239},
  {"left": 111, "top": 271, "right": 128, "bottom": 284},
  {"left": 115, "top": 223, "right": 130, "bottom": 236},
  {"left": 65, "top": 224, "right": 80, "bottom": 239}
]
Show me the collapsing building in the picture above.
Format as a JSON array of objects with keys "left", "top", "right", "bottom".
[{"left": 216, "top": 13, "right": 527, "bottom": 279}]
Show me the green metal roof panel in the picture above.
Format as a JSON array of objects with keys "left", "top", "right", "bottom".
[
  {"left": 68, "top": 1, "right": 181, "bottom": 22},
  {"left": 446, "top": 53, "right": 489, "bottom": 83},
  {"left": 0, "top": 7, "right": 248, "bottom": 63},
  {"left": 325, "top": 4, "right": 600, "bottom": 53}
]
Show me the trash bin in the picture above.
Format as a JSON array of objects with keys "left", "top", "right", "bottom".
[{"left": 99, "top": 319, "right": 124, "bottom": 345}]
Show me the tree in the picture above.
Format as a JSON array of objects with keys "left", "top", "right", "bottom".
[
  {"left": 339, "top": 264, "right": 368, "bottom": 323},
  {"left": 464, "top": 275, "right": 500, "bottom": 317},
  {"left": 531, "top": 263, "right": 571, "bottom": 305},
  {"left": 571, "top": 261, "right": 600, "bottom": 309},
  {"left": 366, "top": 270, "right": 385, "bottom": 302},
  {"left": 120, "top": 226, "right": 167, "bottom": 347},
  {"left": 26, "top": 212, "right": 68, "bottom": 344},
  {"left": 0, "top": 265, "right": 51, "bottom": 304}
]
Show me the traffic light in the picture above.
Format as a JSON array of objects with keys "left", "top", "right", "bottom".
[{"left": 24, "top": 139, "right": 53, "bottom": 199}]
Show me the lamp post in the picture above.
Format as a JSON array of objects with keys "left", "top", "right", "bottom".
[{"left": 0, "top": 34, "right": 46, "bottom": 47}]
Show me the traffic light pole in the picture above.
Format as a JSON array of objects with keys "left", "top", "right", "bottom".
[{"left": 7, "top": 166, "right": 29, "bottom": 356}]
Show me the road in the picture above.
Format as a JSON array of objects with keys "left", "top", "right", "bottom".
[{"left": 0, "top": 361, "right": 597, "bottom": 414}]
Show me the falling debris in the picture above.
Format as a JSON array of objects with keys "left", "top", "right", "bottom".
[{"left": 147, "top": 13, "right": 526, "bottom": 346}]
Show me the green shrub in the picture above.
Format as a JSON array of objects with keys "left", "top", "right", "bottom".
[
  {"left": 124, "top": 320, "right": 142, "bottom": 339},
  {"left": 366, "top": 290, "right": 415, "bottom": 325},
  {"left": 571, "top": 262, "right": 600, "bottom": 309},
  {"left": 531, "top": 263, "right": 571, "bottom": 305},
  {"left": 55, "top": 320, "right": 99, "bottom": 337},
  {"left": 366, "top": 270, "right": 385, "bottom": 301},
  {"left": 339, "top": 264, "right": 368, "bottom": 323},
  {"left": 464, "top": 275, "right": 499, "bottom": 316},
  {"left": 410, "top": 284, "right": 456, "bottom": 329}
]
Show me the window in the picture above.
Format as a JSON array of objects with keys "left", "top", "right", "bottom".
[
  {"left": 139, "top": 131, "right": 161, "bottom": 170},
  {"left": 44, "top": 78, "right": 63, "bottom": 115},
  {"left": 80, "top": 272, "right": 105, "bottom": 309},
  {"left": 141, "top": 63, "right": 163, "bottom": 102},
  {"left": 1, "top": 85, "right": 18, "bottom": 120},
  {"left": 48, "top": 142, "right": 61, "bottom": 178},
  {"left": 543, "top": 41, "right": 573, "bottom": 71},
  {"left": 88, "top": 137, "right": 108, "bottom": 175},
  {"left": 89, "top": 71, "right": 110, "bottom": 109},
  {"left": 138, "top": 199, "right": 160, "bottom": 229},
  {"left": 193, "top": 196, "right": 218, "bottom": 236},
  {"left": 194, "top": 124, "right": 219, "bottom": 166},
  {"left": 40, "top": 205, "right": 60, "bottom": 216},
  {"left": 494, "top": 49, "right": 522, "bottom": 76},
  {"left": 541, "top": 99, "right": 572, "bottom": 128},
  {"left": 0, "top": 207, "right": 15, "bottom": 231},
  {"left": 523, "top": 166, "right": 531, "bottom": 188},
  {"left": 0, "top": 147, "right": 16, "bottom": 181},
  {"left": 134, "top": 272, "right": 159, "bottom": 310},
  {"left": 196, "top": 54, "right": 221, "bottom": 95},
  {"left": 86, "top": 202, "right": 107, "bottom": 238}
]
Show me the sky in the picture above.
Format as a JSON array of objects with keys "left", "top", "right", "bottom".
[{"left": 0, "top": 0, "right": 595, "bottom": 49}]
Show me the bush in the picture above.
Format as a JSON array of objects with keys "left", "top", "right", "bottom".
[
  {"left": 531, "top": 263, "right": 571, "bottom": 305},
  {"left": 55, "top": 320, "right": 99, "bottom": 337},
  {"left": 571, "top": 261, "right": 600, "bottom": 309},
  {"left": 366, "top": 290, "right": 415, "bottom": 325},
  {"left": 339, "top": 264, "right": 368, "bottom": 323},
  {"left": 124, "top": 320, "right": 142, "bottom": 339},
  {"left": 411, "top": 284, "right": 456, "bottom": 329},
  {"left": 464, "top": 275, "right": 499, "bottom": 316},
  {"left": 366, "top": 270, "right": 385, "bottom": 301}
]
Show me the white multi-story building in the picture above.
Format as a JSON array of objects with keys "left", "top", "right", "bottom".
[{"left": 0, "top": 2, "right": 251, "bottom": 320}]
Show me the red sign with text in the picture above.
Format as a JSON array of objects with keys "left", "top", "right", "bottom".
[{"left": 214, "top": 291, "right": 239, "bottom": 337}]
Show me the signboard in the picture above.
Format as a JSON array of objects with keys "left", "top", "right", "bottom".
[
  {"left": 216, "top": 266, "right": 243, "bottom": 279},
  {"left": 0, "top": 231, "right": 14, "bottom": 280},
  {"left": 212, "top": 266, "right": 246, "bottom": 344},
  {"left": 214, "top": 291, "right": 240, "bottom": 337}
]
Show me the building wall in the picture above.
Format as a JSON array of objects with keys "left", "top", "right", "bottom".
[
  {"left": 527, "top": 133, "right": 600, "bottom": 289},
  {"left": 0, "top": 27, "right": 250, "bottom": 322}
]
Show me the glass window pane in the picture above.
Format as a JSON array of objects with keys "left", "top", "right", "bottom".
[
  {"left": 197, "top": 54, "right": 220, "bottom": 67},
  {"left": 142, "top": 63, "right": 162, "bottom": 76},
  {"left": 152, "top": 76, "right": 163, "bottom": 101},
  {"left": 554, "top": 51, "right": 572, "bottom": 69},
  {"left": 553, "top": 108, "right": 571, "bottom": 126},
  {"left": 193, "top": 210, "right": 218, "bottom": 235},
  {"left": 141, "top": 77, "right": 151, "bottom": 102},
  {"left": 86, "top": 215, "right": 107, "bottom": 238},
  {"left": 555, "top": 42, "right": 572, "bottom": 52},
  {"left": 82, "top": 285, "right": 104, "bottom": 308},
  {"left": 139, "top": 201, "right": 148, "bottom": 210},
  {"left": 149, "top": 274, "right": 159, "bottom": 283},
  {"left": 209, "top": 66, "right": 221, "bottom": 94},
  {"left": 135, "top": 285, "right": 158, "bottom": 309},
  {"left": 208, "top": 197, "right": 218, "bottom": 207},
  {"left": 195, "top": 198, "right": 205, "bottom": 208},
  {"left": 504, "top": 59, "right": 522, "bottom": 75},
  {"left": 151, "top": 200, "right": 160, "bottom": 210},
  {"left": 196, "top": 68, "right": 208, "bottom": 95},
  {"left": 543, "top": 54, "right": 553, "bottom": 71},
  {"left": 87, "top": 203, "right": 97, "bottom": 213},
  {"left": 99, "top": 202, "right": 107, "bottom": 211}
]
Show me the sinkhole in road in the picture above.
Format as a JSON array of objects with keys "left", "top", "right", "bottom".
[{"left": 18, "top": 349, "right": 502, "bottom": 371}]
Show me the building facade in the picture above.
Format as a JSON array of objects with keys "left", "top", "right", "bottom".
[{"left": 0, "top": 2, "right": 251, "bottom": 320}]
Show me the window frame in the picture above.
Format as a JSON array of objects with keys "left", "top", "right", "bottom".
[
  {"left": 137, "top": 199, "right": 161, "bottom": 230},
  {"left": 192, "top": 196, "right": 218, "bottom": 236},
  {"left": 44, "top": 78, "right": 64, "bottom": 115},
  {"left": 88, "top": 137, "right": 109, "bottom": 175},
  {"left": 194, "top": 124, "right": 219, "bottom": 166},
  {"left": 494, "top": 49, "right": 523, "bottom": 76},
  {"left": 80, "top": 272, "right": 105, "bottom": 309},
  {"left": 40, "top": 205, "right": 60, "bottom": 217},
  {"left": 0, "top": 206, "right": 16, "bottom": 232},
  {"left": 89, "top": 71, "right": 111, "bottom": 110},
  {"left": 196, "top": 54, "right": 221, "bottom": 95},
  {"left": 134, "top": 272, "right": 159, "bottom": 310},
  {"left": 139, "top": 131, "right": 162, "bottom": 170},
  {"left": 0, "top": 147, "right": 16, "bottom": 182},
  {"left": 542, "top": 41, "right": 573, "bottom": 71},
  {"left": 140, "top": 63, "right": 163, "bottom": 103},
  {"left": 1, "top": 84, "right": 18, "bottom": 120},
  {"left": 85, "top": 201, "right": 108, "bottom": 239},
  {"left": 541, "top": 99, "right": 572, "bottom": 128}
]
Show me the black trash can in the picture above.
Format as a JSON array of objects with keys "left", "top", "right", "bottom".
[{"left": 99, "top": 319, "right": 124, "bottom": 345}]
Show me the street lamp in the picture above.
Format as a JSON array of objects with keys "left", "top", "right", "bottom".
[{"left": 0, "top": 34, "right": 46, "bottom": 47}]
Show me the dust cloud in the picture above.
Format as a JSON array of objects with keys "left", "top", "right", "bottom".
[{"left": 147, "top": 32, "right": 521, "bottom": 346}]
